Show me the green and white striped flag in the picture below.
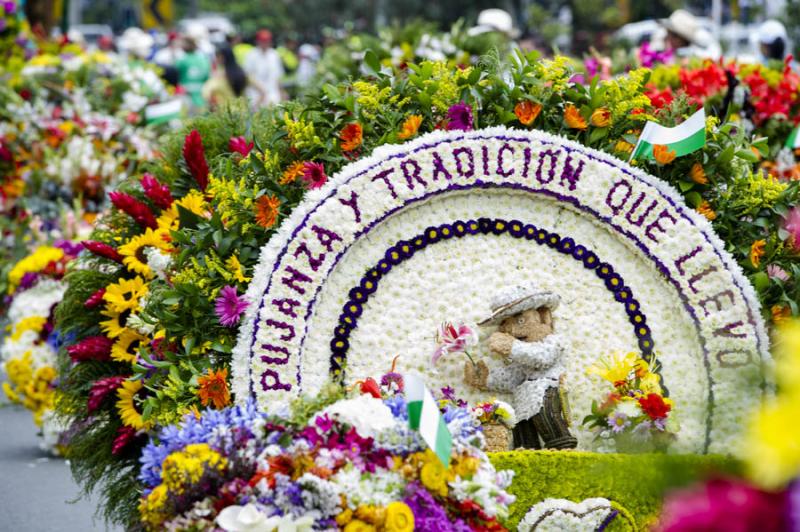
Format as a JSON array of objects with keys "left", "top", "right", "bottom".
[
  {"left": 630, "top": 108, "right": 706, "bottom": 162},
  {"left": 144, "top": 99, "right": 184, "bottom": 125},
  {"left": 786, "top": 125, "right": 800, "bottom": 149},
  {"left": 405, "top": 374, "right": 452, "bottom": 468}
]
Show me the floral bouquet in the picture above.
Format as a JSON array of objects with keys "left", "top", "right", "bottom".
[
  {"left": 582, "top": 352, "right": 677, "bottom": 452},
  {"left": 137, "top": 383, "right": 515, "bottom": 531},
  {"left": 473, "top": 399, "right": 515, "bottom": 453}
]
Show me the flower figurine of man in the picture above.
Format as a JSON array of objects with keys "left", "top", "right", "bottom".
[{"left": 464, "top": 283, "right": 577, "bottom": 450}]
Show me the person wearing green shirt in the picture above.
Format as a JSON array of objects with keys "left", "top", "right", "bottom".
[{"left": 176, "top": 36, "right": 211, "bottom": 111}]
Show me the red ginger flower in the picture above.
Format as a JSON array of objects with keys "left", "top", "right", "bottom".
[
  {"left": 109, "top": 191, "right": 157, "bottom": 229},
  {"left": 111, "top": 426, "right": 140, "bottom": 456},
  {"left": 229, "top": 136, "right": 254, "bottom": 157},
  {"left": 638, "top": 392, "right": 671, "bottom": 420},
  {"left": 140, "top": 173, "right": 173, "bottom": 210},
  {"left": 84, "top": 287, "right": 107, "bottom": 309},
  {"left": 87, "top": 375, "right": 126, "bottom": 413},
  {"left": 183, "top": 129, "right": 209, "bottom": 191},
  {"left": 82, "top": 240, "right": 123, "bottom": 263},
  {"left": 67, "top": 336, "right": 114, "bottom": 362}
]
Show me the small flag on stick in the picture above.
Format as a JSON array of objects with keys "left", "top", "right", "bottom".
[
  {"left": 786, "top": 125, "right": 800, "bottom": 149},
  {"left": 144, "top": 98, "right": 184, "bottom": 125},
  {"left": 630, "top": 108, "right": 706, "bottom": 162},
  {"left": 405, "top": 374, "right": 452, "bottom": 468}
]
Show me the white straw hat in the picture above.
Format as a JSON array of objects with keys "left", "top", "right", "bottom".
[{"left": 479, "top": 283, "right": 560, "bottom": 326}]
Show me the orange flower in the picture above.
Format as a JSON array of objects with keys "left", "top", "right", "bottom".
[
  {"left": 514, "top": 101, "right": 542, "bottom": 126},
  {"left": 340, "top": 122, "right": 363, "bottom": 152},
  {"left": 590, "top": 107, "right": 611, "bottom": 127},
  {"left": 652, "top": 144, "right": 677, "bottom": 165},
  {"left": 564, "top": 105, "right": 587, "bottom": 130},
  {"left": 254, "top": 194, "right": 281, "bottom": 229},
  {"left": 750, "top": 239, "right": 766, "bottom": 268},
  {"left": 690, "top": 163, "right": 708, "bottom": 185},
  {"left": 398, "top": 115, "right": 422, "bottom": 140},
  {"left": 772, "top": 305, "right": 791, "bottom": 324},
  {"left": 281, "top": 161, "right": 305, "bottom": 185},
  {"left": 197, "top": 368, "right": 230, "bottom": 409},
  {"left": 697, "top": 200, "right": 717, "bottom": 221}
]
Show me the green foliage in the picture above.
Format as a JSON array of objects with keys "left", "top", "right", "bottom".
[{"left": 489, "top": 450, "right": 740, "bottom": 529}]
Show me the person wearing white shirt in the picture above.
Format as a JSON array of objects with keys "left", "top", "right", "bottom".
[{"left": 243, "top": 29, "right": 284, "bottom": 107}]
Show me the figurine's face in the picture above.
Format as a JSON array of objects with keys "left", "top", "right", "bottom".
[{"left": 499, "top": 308, "right": 553, "bottom": 342}]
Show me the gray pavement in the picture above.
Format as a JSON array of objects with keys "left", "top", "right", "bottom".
[{"left": 0, "top": 402, "right": 121, "bottom": 532}]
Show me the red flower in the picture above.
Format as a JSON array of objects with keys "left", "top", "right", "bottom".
[
  {"left": 87, "top": 376, "right": 126, "bottom": 413},
  {"left": 67, "top": 336, "right": 114, "bottom": 362},
  {"left": 645, "top": 84, "right": 674, "bottom": 110},
  {"left": 679, "top": 61, "right": 728, "bottom": 105},
  {"left": 358, "top": 377, "right": 381, "bottom": 398},
  {"left": 182, "top": 129, "right": 209, "bottom": 191},
  {"left": 140, "top": 173, "right": 173, "bottom": 210},
  {"left": 109, "top": 191, "right": 157, "bottom": 229},
  {"left": 111, "top": 426, "right": 140, "bottom": 456},
  {"left": 301, "top": 161, "right": 327, "bottom": 189},
  {"left": 638, "top": 393, "right": 671, "bottom": 420},
  {"left": 82, "top": 240, "right": 123, "bottom": 263},
  {"left": 228, "top": 136, "right": 254, "bottom": 157},
  {"left": 84, "top": 287, "right": 107, "bottom": 309}
]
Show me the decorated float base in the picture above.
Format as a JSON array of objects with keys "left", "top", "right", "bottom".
[{"left": 489, "top": 450, "right": 737, "bottom": 529}]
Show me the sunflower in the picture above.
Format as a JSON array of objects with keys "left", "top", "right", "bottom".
[
  {"left": 118, "top": 229, "right": 170, "bottom": 278},
  {"left": 103, "top": 276, "right": 148, "bottom": 314},
  {"left": 116, "top": 379, "right": 151, "bottom": 430},
  {"left": 254, "top": 194, "right": 281, "bottom": 229},
  {"left": 111, "top": 329, "right": 148, "bottom": 363},
  {"left": 100, "top": 307, "right": 135, "bottom": 338},
  {"left": 156, "top": 205, "right": 180, "bottom": 233},
  {"left": 174, "top": 190, "right": 208, "bottom": 217}
]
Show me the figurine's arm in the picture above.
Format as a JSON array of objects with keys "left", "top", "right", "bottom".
[
  {"left": 508, "top": 334, "right": 564, "bottom": 370},
  {"left": 485, "top": 363, "right": 526, "bottom": 393}
]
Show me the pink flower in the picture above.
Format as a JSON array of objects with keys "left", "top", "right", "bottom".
[
  {"left": 214, "top": 285, "right": 248, "bottom": 327},
  {"left": 432, "top": 321, "right": 478, "bottom": 365},
  {"left": 784, "top": 206, "right": 800, "bottom": 250},
  {"left": 228, "top": 136, "right": 254, "bottom": 157},
  {"left": 446, "top": 102, "right": 473, "bottom": 131},
  {"left": 302, "top": 161, "right": 327, "bottom": 189},
  {"left": 767, "top": 264, "right": 790, "bottom": 282},
  {"left": 140, "top": 173, "right": 173, "bottom": 210}
]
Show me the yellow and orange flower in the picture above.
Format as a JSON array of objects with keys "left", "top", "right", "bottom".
[
  {"left": 197, "top": 368, "right": 231, "bottom": 409},
  {"left": 514, "top": 101, "right": 542, "bottom": 126},
  {"left": 590, "top": 107, "right": 611, "bottom": 127},
  {"left": 614, "top": 140, "right": 634, "bottom": 155},
  {"left": 564, "top": 104, "right": 587, "bottom": 130},
  {"left": 280, "top": 161, "right": 305, "bottom": 185},
  {"left": 254, "top": 194, "right": 281, "bottom": 229},
  {"left": 340, "top": 122, "right": 363, "bottom": 151},
  {"left": 750, "top": 239, "right": 766, "bottom": 268},
  {"left": 397, "top": 115, "right": 422, "bottom": 140},
  {"left": 772, "top": 305, "right": 791, "bottom": 324},
  {"left": 653, "top": 144, "right": 677, "bottom": 165},
  {"left": 697, "top": 200, "right": 717, "bottom": 221},
  {"left": 690, "top": 162, "right": 708, "bottom": 185}
]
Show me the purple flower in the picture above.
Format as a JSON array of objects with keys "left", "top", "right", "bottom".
[
  {"left": 314, "top": 414, "right": 334, "bottom": 433},
  {"left": 215, "top": 285, "right": 248, "bottom": 327},
  {"left": 404, "top": 482, "right": 471, "bottom": 531},
  {"left": 608, "top": 411, "right": 630, "bottom": 434},
  {"left": 637, "top": 41, "right": 673, "bottom": 68},
  {"left": 446, "top": 102, "right": 473, "bottom": 131}
]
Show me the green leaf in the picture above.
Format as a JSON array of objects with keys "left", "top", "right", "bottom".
[
  {"left": 735, "top": 149, "right": 759, "bottom": 162},
  {"left": 751, "top": 271, "right": 770, "bottom": 291},
  {"left": 363, "top": 50, "right": 380, "bottom": 75},
  {"left": 588, "top": 127, "right": 608, "bottom": 144},
  {"left": 685, "top": 191, "right": 703, "bottom": 208},
  {"left": 678, "top": 180, "right": 694, "bottom": 193}
]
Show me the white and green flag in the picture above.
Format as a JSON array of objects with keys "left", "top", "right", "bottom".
[
  {"left": 630, "top": 108, "right": 706, "bottom": 162},
  {"left": 144, "top": 99, "right": 184, "bottom": 125},
  {"left": 785, "top": 125, "right": 800, "bottom": 149},
  {"left": 405, "top": 374, "right": 452, "bottom": 468}
]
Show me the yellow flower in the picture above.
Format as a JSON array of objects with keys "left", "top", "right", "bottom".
[
  {"left": 225, "top": 254, "right": 250, "bottom": 283},
  {"left": 116, "top": 378, "right": 152, "bottom": 430},
  {"left": 139, "top": 484, "right": 169, "bottom": 529},
  {"left": 564, "top": 104, "right": 587, "bottom": 130},
  {"left": 281, "top": 161, "right": 305, "bottom": 185},
  {"left": 419, "top": 453, "right": 448, "bottom": 497},
  {"left": 354, "top": 505, "right": 385, "bottom": 524},
  {"left": 103, "top": 276, "right": 149, "bottom": 314},
  {"left": 450, "top": 455, "right": 479, "bottom": 480},
  {"left": 119, "top": 229, "right": 170, "bottom": 278},
  {"left": 111, "top": 329, "right": 148, "bottom": 363},
  {"left": 772, "top": 305, "right": 791, "bottom": 325},
  {"left": 614, "top": 140, "right": 634, "bottom": 155},
  {"left": 398, "top": 115, "right": 423, "bottom": 140},
  {"left": 775, "top": 320, "right": 800, "bottom": 390},
  {"left": 750, "top": 240, "right": 766, "bottom": 268},
  {"left": 384, "top": 501, "right": 414, "bottom": 532},
  {"left": 690, "top": 163, "right": 708, "bottom": 185},
  {"left": 100, "top": 307, "right": 134, "bottom": 339},
  {"left": 11, "top": 316, "right": 47, "bottom": 341},
  {"left": 652, "top": 144, "right": 677, "bottom": 165},
  {"left": 590, "top": 107, "right": 612, "bottom": 127},
  {"left": 696, "top": 201, "right": 717, "bottom": 221},
  {"left": 587, "top": 352, "right": 637, "bottom": 386},
  {"left": 8, "top": 246, "right": 64, "bottom": 292},
  {"left": 336, "top": 508, "right": 354, "bottom": 526},
  {"left": 744, "top": 394, "right": 800, "bottom": 488},
  {"left": 162, "top": 443, "right": 227, "bottom": 492},
  {"left": 156, "top": 206, "right": 180, "bottom": 233},
  {"left": 174, "top": 190, "right": 208, "bottom": 218},
  {"left": 343, "top": 520, "right": 376, "bottom": 532}
]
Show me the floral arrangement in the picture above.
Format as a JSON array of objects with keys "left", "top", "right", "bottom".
[
  {"left": 582, "top": 353, "right": 677, "bottom": 452},
  {"left": 472, "top": 399, "right": 515, "bottom": 428},
  {"left": 136, "top": 382, "right": 514, "bottom": 531},
  {"left": 1, "top": 241, "right": 81, "bottom": 451}
]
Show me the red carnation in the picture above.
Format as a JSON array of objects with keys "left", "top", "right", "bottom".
[
  {"left": 109, "top": 191, "right": 157, "bottom": 229},
  {"left": 140, "top": 173, "right": 173, "bottom": 210},
  {"left": 82, "top": 240, "right": 123, "bottom": 263},
  {"left": 67, "top": 336, "right": 114, "bottom": 362},
  {"left": 84, "top": 287, "right": 107, "bottom": 309},
  {"left": 87, "top": 375, "right": 126, "bottom": 413},
  {"left": 229, "top": 136, "right": 254, "bottom": 157},
  {"left": 183, "top": 129, "right": 209, "bottom": 191},
  {"left": 638, "top": 393, "right": 671, "bottom": 420},
  {"left": 111, "top": 426, "right": 139, "bottom": 456}
]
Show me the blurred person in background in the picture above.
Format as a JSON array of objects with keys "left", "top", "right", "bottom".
[
  {"left": 659, "top": 9, "right": 720, "bottom": 60},
  {"left": 118, "top": 27, "right": 154, "bottom": 65},
  {"left": 228, "top": 33, "right": 252, "bottom": 66},
  {"left": 244, "top": 29, "right": 284, "bottom": 106},
  {"left": 756, "top": 20, "right": 789, "bottom": 64},
  {"left": 154, "top": 31, "right": 185, "bottom": 67},
  {"left": 295, "top": 43, "right": 320, "bottom": 88},
  {"left": 97, "top": 35, "right": 116, "bottom": 55},
  {"left": 176, "top": 33, "right": 211, "bottom": 111},
  {"left": 203, "top": 45, "right": 265, "bottom": 109}
]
